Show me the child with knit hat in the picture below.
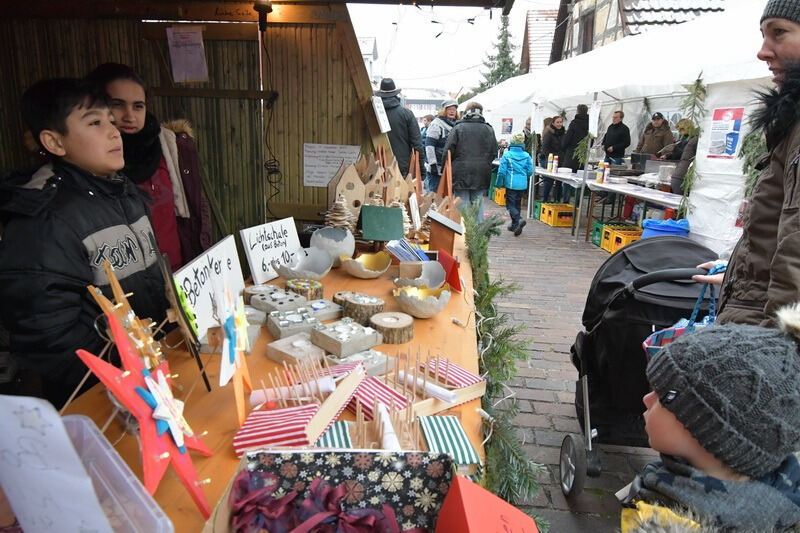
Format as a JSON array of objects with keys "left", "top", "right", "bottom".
[
  {"left": 496, "top": 132, "right": 533, "bottom": 236},
  {"left": 621, "top": 304, "right": 800, "bottom": 531}
]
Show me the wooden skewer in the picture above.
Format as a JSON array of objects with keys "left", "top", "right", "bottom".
[
  {"left": 394, "top": 350, "right": 401, "bottom": 389},
  {"left": 423, "top": 352, "right": 429, "bottom": 396},
  {"left": 412, "top": 350, "right": 419, "bottom": 400},
  {"left": 402, "top": 353, "right": 408, "bottom": 398},
  {"left": 434, "top": 352, "right": 440, "bottom": 383},
  {"left": 268, "top": 374, "right": 283, "bottom": 407},
  {"left": 444, "top": 358, "right": 450, "bottom": 386}
]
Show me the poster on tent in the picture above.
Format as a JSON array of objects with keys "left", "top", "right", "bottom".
[
  {"left": 175, "top": 235, "right": 244, "bottom": 341},
  {"left": 501, "top": 118, "right": 513, "bottom": 135},
  {"left": 239, "top": 217, "right": 301, "bottom": 285},
  {"left": 589, "top": 101, "right": 602, "bottom": 136},
  {"left": 707, "top": 107, "right": 744, "bottom": 159}
]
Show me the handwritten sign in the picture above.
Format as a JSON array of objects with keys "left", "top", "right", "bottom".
[
  {"left": 174, "top": 235, "right": 244, "bottom": 341},
  {"left": 166, "top": 26, "right": 209, "bottom": 83},
  {"left": 239, "top": 217, "right": 302, "bottom": 284},
  {"left": 303, "top": 143, "right": 362, "bottom": 187},
  {"left": 0, "top": 396, "right": 112, "bottom": 531}
]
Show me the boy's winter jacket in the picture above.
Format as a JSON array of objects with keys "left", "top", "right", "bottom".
[
  {"left": 497, "top": 144, "right": 533, "bottom": 190},
  {"left": 0, "top": 160, "right": 167, "bottom": 405},
  {"left": 622, "top": 454, "right": 800, "bottom": 532}
]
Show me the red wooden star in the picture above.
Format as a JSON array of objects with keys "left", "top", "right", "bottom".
[{"left": 76, "top": 310, "right": 212, "bottom": 518}]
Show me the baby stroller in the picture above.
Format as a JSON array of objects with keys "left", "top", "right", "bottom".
[{"left": 560, "top": 236, "right": 718, "bottom": 497}]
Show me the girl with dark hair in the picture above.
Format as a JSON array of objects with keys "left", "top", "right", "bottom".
[{"left": 87, "top": 63, "right": 212, "bottom": 270}]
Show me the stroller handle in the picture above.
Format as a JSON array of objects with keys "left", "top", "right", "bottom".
[{"left": 626, "top": 268, "right": 707, "bottom": 293}]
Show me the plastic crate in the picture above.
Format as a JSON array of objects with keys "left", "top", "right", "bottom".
[
  {"left": 532, "top": 201, "right": 542, "bottom": 220},
  {"left": 494, "top": 187, "right": 506, "bottom": 206},
  {"left": 590, "top": 221, "right": 604, "bottom": 246},
  {"left": 609, "top": 229, "right": 643, "bottom": 254},
  {"left": 600, "top": 224, "right": 630, "bottom": 252},
  {"left": 63, "top": 415, "right": 174, "bottom": 532},
  {"left": 541, "top": 203, "right": 574, "bottom": 227}
]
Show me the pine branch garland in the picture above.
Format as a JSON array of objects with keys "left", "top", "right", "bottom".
[{"left": 739, "top": 128, "right": 767, "bottom": 198}]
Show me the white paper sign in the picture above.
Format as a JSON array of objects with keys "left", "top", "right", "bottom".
[
  {"left": 175, "top": 235, "right": 245, "bottom": 341},
  {"left": 589, "top": 100, "right": 602, "bottom": 137},
  {"left": 531, "top": 104, "right": 547, "bottom": 134},
  {"left": 372, "top": 96, "right": 392, "bottom": 133},
  {"left": 166, "top": 26, "right": 209, "bottom": 83},
  {"left": 239, "top": 217, "right": 302, "bottom": 284},
  {"left": 303, "top": 143, "right": 362, "bottom": 187},
  {"left": 408, "top": 193, "right": 421, "bottom": 231},
  {"left": 0, "top": 396, "right": 112, "bottom": 532}
]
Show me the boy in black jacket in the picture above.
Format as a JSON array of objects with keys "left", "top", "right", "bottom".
[{"left": 0, "top": 78, "right": 167, "bottom": 408}]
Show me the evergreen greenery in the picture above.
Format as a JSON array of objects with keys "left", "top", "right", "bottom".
[
  {"left": 680, "top": 75, "right": 708, "bottom": 132},
  {"left": 574, "top": 134, "right": 595, "bottom": 168},
  {"left": 739, "top": 128, "right": 767, "bottom": 198},
  {"left": 461, "top": 202, "right": 548, "bottom": 532},
  {"left": 476, "top": 15, "right": 520, "bottom": 92}
]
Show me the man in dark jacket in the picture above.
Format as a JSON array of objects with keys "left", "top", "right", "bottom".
[
  {"left": 0, "top": 78, "right": 167, "bottom": 407},
  {"left": 443, "top": 101, "right": 497, "bottom": 221},
  {"left": 377, "top": 78, "right": 425, "bottom": 176},
  {"left": 602, "top": 110, "right": 630, "bottom": 164},
  {"left": 561, "top": 104, "right": 590, "bottom": 203}
]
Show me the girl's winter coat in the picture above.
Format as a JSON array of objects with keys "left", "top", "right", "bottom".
[{"left": 497, "top": 144, "right": 533, "bottom": 191}]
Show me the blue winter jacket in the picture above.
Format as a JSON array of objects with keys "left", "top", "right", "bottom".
[{"left": 497, "top": 144, "right": 533, "bottom": 190}]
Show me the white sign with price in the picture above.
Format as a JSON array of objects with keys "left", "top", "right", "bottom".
[
  {"left": 174, "top": 235, "right": 245, "bottom": 341},
  {"left": 239, "top": 217, "right": 301, "bottom": 285},
  {"left": 0, "top": 396, "right": 112, "bottom": 531}
]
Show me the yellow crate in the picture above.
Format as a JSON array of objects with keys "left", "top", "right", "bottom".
[
  {"left": 541, "top": 203, "right": 574, "bottom": 227},
  {"left": 609, "top": 229, "right": 643, "bottom": 254},
  {"left": 599, "top": 224, "right": 633, "bottom": 252},
  {"left": 494, "top": 187, "right": 506, "bottom": 206}
]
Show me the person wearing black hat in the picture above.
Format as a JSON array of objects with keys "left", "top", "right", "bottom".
[
  {"left": 376, "top": 78, "right": 425, "bottom": 176},
  {"left": 635, "top": 112, "right": 674, "bottom": 155}
]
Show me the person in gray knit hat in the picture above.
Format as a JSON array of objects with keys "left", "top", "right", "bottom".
[{"left": 621, "top": 303, "right": 800, "bottom": 532}]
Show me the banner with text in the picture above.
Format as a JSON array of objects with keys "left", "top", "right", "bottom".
[
  {"left": 239, "top": 217, "right": 302, "bottom": 284},
  {"left": 174, "top": 235, "right": 244, "bottom": 341}
]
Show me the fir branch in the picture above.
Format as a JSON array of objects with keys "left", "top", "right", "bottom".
[
  {"left": 680, "top": 75, "right": 708, "bottom": 130},
  {"left": 574, "top": 134, "right": 595, "bottom": 168},
  {"left": 738, "top": 128, "right": 767, "bottom": 198},
  {"left": 677, "top": 160, "right": 698, "bottom": 218}
]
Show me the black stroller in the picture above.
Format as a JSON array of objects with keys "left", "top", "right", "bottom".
[{"left": 559, "top": 236, "right": 718, "bottom": 496}]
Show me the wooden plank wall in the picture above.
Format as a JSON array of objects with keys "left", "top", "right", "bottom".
[{"left": 0, "top": 10, "right": 377, "bottom": 242}]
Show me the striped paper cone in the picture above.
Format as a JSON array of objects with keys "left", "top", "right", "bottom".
[
  {"left": 233, "top": 403, "right": 319, "bottom": 457},
  {"left": 420, "top": 415, "right": 482, "bottom": 480},
  {"left": 346, "top": 377, "right": 409, "bottom": 420},
  {"left": 421, "top": 357, "right": 484, "bottom": 388}
]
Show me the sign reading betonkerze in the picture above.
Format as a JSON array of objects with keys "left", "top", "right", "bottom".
[
  {"left": 175, "top": 234, "right": 244, "bottom": 341},
  {"left": 239, "top": 217, "right": 302, "bottom": 285}
]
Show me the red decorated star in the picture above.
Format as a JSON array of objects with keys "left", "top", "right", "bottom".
[{"left": 76, "top": 310, "right": 212, "bottom": 518}]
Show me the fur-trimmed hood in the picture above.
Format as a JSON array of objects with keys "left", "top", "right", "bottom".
[
  {"left": 752, "top": 63, "right": 800, "bottom": 147},
  {"left": 163, "top": 118, "right": 194, "bottom": 138}
]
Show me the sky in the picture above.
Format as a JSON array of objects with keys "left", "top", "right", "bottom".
[{"left": 347, "top": 0, "right": 560, "bottom": 97}]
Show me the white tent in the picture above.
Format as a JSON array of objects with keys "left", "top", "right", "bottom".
[{"left": 464, "top": 0, "right": 771, "bottom": 256}]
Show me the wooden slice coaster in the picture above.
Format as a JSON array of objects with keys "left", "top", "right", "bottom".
[
  {"left": 333, "top": 290, "right": 358, "bottom": 306},
  {"left": 369, "top": 312, "right": 414, "bottom": 344},
  {"left": 286, "top": 278, "right": 324, "bottom": 300},
  {"left": 343, "top": 294, "right": 385, "bottom": 326}
]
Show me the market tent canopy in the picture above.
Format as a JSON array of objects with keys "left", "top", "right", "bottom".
[{"left": 466, "top": 0, "right": 769, "bottom": 112}]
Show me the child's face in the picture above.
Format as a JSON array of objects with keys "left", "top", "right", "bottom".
[
  {"left": 106, "top": 79, "right": 146, "bottom": 134},
  {"left": 642, "top": 391, "right": 698, "bottom": 456},
  {"left": 55, "top": 106, "right": 124, "bottom": 176}
]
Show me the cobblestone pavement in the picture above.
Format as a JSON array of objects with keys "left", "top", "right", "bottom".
[{"left": 483, "top": 199, "right": 658, "bottom": 532}]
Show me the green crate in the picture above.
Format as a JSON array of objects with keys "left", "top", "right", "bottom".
[
  {"left": 533, "top": 201, "right": 542, "bottom": 220},
  {"left": 591, "top": 221, "right": 604, "bottom": 247}
]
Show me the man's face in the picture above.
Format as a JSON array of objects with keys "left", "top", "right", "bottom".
[
  {"left": 642, "top": 391, "right": 697, "bottom": 456},
  {"left": 525, "top": 117, "right": 531, "bottom": 130},
  {"left": 54, "top": 106, "right": 124, "bottom": 176},
  {"left": 612, "top": 112, "right": 622, "bottom": 124},
  {"left": 445, "top": 106, "right": 457, "bottom": 119},
  {"left": 106, "top": 79, "right": 147, "bottom": 134},
  {"left": 652, "top": 118, "right": 664, "bottom": 128},
  {"left": 759, "top": 18, "right": 800, "bottom": 86}
]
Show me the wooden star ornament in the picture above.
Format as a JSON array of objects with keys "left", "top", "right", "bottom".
[{"left": 76, "top": 310, "right": 212, "bottom": 518}]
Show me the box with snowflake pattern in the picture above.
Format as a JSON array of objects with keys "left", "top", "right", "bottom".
[{"left": 207, "top": 449, "right": 454, "bottom": 532}]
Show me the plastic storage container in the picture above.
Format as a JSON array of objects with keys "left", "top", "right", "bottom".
[
  {"left": 63, "top": 415, "right": 173, "bottom": 533},
  {"left": 641, "top": 218, "right": 690, "bottom": 239}
]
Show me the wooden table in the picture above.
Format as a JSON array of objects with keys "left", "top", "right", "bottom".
[{"left": 66, "top": 237, "right": 480, "bottom": 532}]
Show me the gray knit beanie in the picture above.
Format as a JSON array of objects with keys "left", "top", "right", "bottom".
[
  {"left": 646, "top": 316, "right": 800, "bottom": 478},
  {"left": 762, "top": 0, "right": 800, "bottom": 24}
]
